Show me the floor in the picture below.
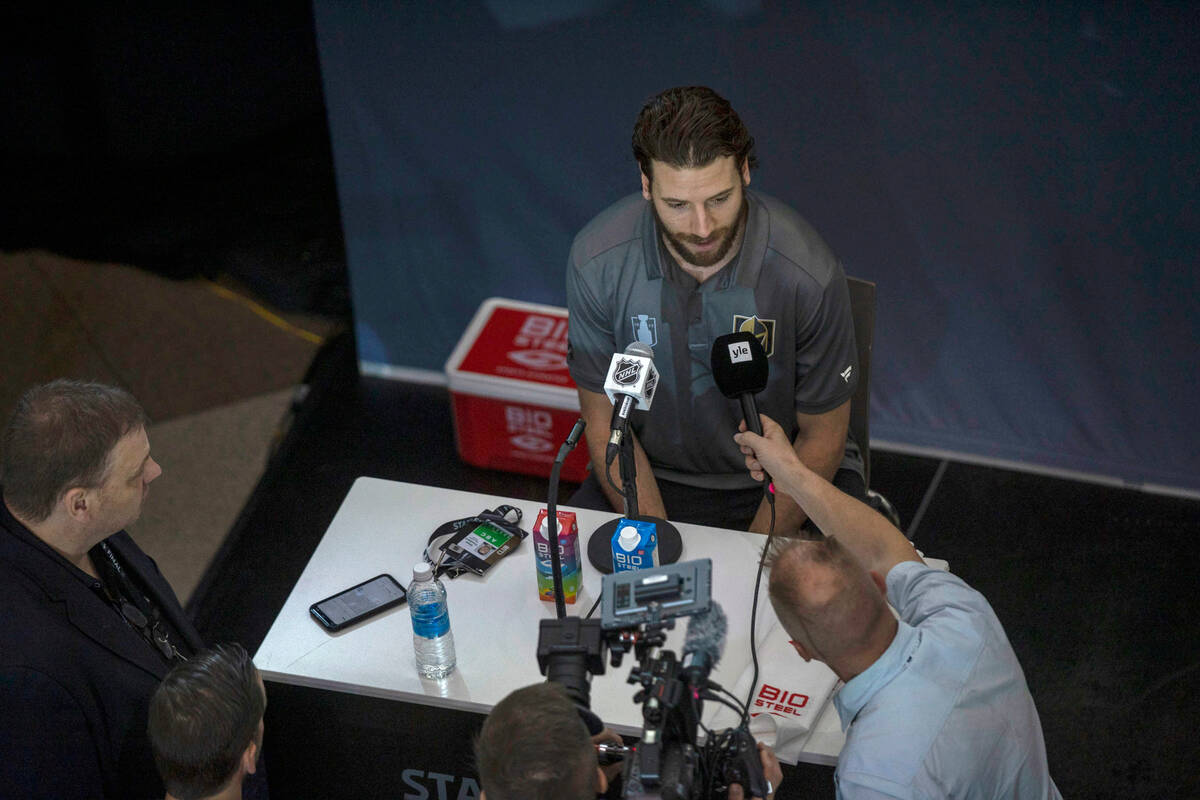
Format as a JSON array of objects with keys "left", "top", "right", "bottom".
[{"left": 0, "top": 249, "right": 337, "bottom": 604}]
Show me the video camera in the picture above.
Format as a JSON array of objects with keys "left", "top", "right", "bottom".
[{"left": 536, "top": 559, "right": 768, "bottom": 800}]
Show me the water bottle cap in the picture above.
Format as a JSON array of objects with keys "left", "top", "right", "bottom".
[
  {"left": 413, "top": 562, "right": 433, "bottom": 581},
  {"left": 618, "top": 526, "right": 641, "bottom": 549}
]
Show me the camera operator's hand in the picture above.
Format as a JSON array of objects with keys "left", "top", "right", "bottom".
[
  {"left": 727, "top": 742, "right": 782, "bottom": 800},
  {"left": 591, "top": 727, "right": 625, "bottom": 784}
]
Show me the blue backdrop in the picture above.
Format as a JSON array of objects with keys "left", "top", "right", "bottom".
[{"left": 313, "top": 1, "right": 1199, "bottom": 495}]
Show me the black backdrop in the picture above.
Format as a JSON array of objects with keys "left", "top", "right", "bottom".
[{"left": 3, "top": 2, "right": 1196, "bottom": 493}]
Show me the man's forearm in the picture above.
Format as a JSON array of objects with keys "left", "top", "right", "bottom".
[
  {"left": 773, "top": 459, "right": 919, "bottom": 575},
  {"left": 587, "top": 432, "right": 667, "bottom": 518},
  {"left": 577, "top": 386, "right": 668, "bottom": 518},
  {"left": 748, "top": 425, "right": 842, "bottom": 534}
]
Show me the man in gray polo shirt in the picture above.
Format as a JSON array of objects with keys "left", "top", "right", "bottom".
[{"left": 567, "top": 85, "right": 866, "bottom": 535}]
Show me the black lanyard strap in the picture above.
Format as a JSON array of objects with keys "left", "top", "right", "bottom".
[{"left": 96, "top": 542, "right": 186, "bottom": 664}]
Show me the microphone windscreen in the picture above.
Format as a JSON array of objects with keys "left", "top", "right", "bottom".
[
  {"left": 624, "top": 341, "right": 654, "bottom": 360},
  {"left": 682, "top": 602, "right": 727, "bottom": 667},
  {"left": 711, "top": 332, "right": 768, "bottom": 398}
]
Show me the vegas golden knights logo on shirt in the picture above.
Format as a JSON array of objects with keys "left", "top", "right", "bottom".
[{"left": 732, "top": 315, "right": 776, "bottom": 357}]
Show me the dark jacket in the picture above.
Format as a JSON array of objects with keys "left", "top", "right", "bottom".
[{"left": 0, "top": 499, "right": 206, "bottom": 799}]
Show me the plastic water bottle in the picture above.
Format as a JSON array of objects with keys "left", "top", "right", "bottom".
[{"left": 409, "top": 562, "right": 456, "bottom": 678}]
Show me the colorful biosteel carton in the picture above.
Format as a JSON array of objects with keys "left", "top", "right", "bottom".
[
  {"left": 611, "top": 518, "right": 658, "bottom": 572},
  {"left": 533, "top": 508, "right": 582, "bottom": 603}
]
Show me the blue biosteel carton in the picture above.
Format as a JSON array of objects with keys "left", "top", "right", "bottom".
[{"left": 611, "top": 518, "right": 658, "bottom": 572}]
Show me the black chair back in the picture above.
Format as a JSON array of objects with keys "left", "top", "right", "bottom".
[{"left": 846, "top": 276, "right": 876, "bottom": 488}]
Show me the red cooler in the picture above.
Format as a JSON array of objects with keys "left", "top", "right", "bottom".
[{"left": 445, "top": 298, "right": 590, "bottom": 482}]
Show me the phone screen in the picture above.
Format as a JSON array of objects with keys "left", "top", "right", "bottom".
[{"left": 310, "top": 574, "right": 406, "bottom": 630}]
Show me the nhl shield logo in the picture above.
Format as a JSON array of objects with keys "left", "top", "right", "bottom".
[
  {"left": 614, "top": 357, "right": 643, "bottom": 385},
  {"left": 732, "top": 315, "right": 776, "bottom": 357},
  {"left": 631, "top": 314, "right": 657, "bottom": 348}
]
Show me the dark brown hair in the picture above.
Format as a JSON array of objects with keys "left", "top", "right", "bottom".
[
  {"left": 474, "top": 682, "right": 596, "bottom": 800},
  {"left": 1, "top": 379, "right": 148, "bottom": 522},
  {"left": 632, "top": 85, "right": 758, "bottom": 180},
  {"left": 148, "top": 643, "right": 265, "bottom": 800}
]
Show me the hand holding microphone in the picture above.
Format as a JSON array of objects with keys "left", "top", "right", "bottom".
[
  {"left": 711, "top": 332, "right": 773, "bottom": 493},
  {"left": 734, "top": 415, "right": 803, "bottom": 496}
]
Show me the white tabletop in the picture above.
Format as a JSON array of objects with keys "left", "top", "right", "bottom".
[{"left": 254, "top": 477, "right": 866, "bottom": 765}]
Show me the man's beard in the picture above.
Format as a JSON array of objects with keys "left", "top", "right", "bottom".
[{"left": 653, "top": 193, "right": 748, "bottom": 269}]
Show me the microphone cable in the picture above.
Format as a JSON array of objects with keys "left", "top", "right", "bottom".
[
  {"left": 602, "top": 423, "right": 639, "bottom": 512},
  {"left": 548, "top": 418, "right": 587, "bottom": 619},
  {"left": 603, "top": 454, "right": 634, "bottom": 505},
  {"left": 743, "top": 492, "right": 776, "bottom": 725},
  {"left": 703, "top": 683, "right": 751, "bottom": 720}
]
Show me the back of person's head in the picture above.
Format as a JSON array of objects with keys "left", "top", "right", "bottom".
[
  {"left": 148, "top": 643, "right": 265, "bottom": 800},
  {"left": 767, "top": 535, "right": 890, "bottom": 665},
  {"left": 474, "top": 682, "right": 598, "bottom": 800},
  {"left": 632, "top": 85, "right": 758, "bottom": 180},
  {"left": 1, "top": 379, "right": 147, "bottom": 523}
]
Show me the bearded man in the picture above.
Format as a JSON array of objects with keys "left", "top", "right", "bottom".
[{"left": 567, "top": 85, "right": 867, "bottom": 535}]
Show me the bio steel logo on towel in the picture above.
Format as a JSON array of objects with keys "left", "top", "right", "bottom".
[{"left": 752, "top": 682, "right": 810, "bottom": 719}]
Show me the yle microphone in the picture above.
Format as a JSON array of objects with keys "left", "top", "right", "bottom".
[
  {"left": 710, "top": 331, "right": 769, "bottom": 436},
  {"left": 681, "top": 602, "right": 727, "bottom": 689},
  {"left": 602, "top": 341, "right": 659, "bottom": 464},
  {"left": 711, "top": 331, "right": 773, "bottom": 494}
]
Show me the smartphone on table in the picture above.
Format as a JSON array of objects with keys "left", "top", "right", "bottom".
[{"left": 309, "top": 574, "right": 407, "bottom": 632}]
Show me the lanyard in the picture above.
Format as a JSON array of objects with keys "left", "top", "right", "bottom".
[{"left": 96, "top": 541, "right": 187, "bottom": 664}]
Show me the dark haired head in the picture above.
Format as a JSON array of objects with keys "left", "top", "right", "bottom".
[
  {"left": 632, "top": 86, "right": 758, "bottom": 182},
  {"left": 474, "top": 683, "right": 597, "bottom": 800},
  {"left": 1, "top": 379, "right": 148, "bottom": 522},
  {"left": 148, "top": 643, "right": 265, "bottom": 800}
]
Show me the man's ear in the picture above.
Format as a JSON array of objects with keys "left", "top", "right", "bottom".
[
  {"left": 868, "top": 570, "right": 888, "bottom": 598},
  {"left": 597, "top": 766, "right": 609, "bottom": 795},
  {"left": 241, "top": 739, "right": 259, "bottom": 775},
  {"left": 640, "top": 170, "right": 652, "bottom": 201},
  {"left": 790, "top": 640, "right": 813, "bottom": 663},
  {"left": 741, "top": 158, "right": 751, "bottom": 187},
  {"left": 63, "top": 488, "right": 89, "bottom": 523}
]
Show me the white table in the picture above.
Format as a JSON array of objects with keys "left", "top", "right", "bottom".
[{"left": 255, "top": 477, "right": 863, "bottom": 769}]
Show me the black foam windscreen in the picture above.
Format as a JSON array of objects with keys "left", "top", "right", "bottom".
[
  {"left": 710, "top": 331, "right": 769, "bottom": 398},
  {"left": 682, "top": 602, "right": 727, "bottom": 668},
  {"left": 681, "top": 602, "right": 727, "bottom": 688}
]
